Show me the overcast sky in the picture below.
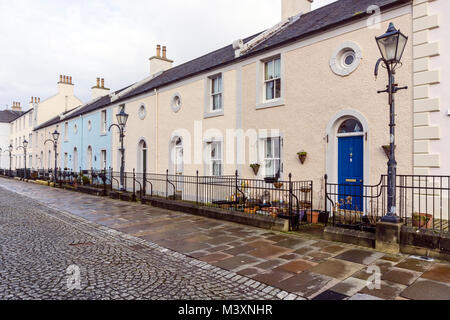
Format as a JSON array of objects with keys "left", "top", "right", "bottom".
[{"left": 0, "top": 0, "right": 336, "bottom": 110}]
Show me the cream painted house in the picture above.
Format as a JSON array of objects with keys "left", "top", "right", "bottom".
[
  {"left": 102, "top": 0, "right": 414, "bottom": 210},
  {"left": 8, "top": 75, "right": 83, "bottom": 170}
]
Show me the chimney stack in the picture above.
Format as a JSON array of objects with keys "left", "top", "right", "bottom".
[
  {"left": 91, "top": 77, "right": 110, "bottom": 100},
  {"left": 156, "top": 45, "right": 161, "bottom": 58},
  {"left": 57, "top": 74, "right": 75, "bottom": 95},
  {"left": 11, "top": 101, "right": 21, "bottom": 111},
  {"left": 281, "top": 0, "right": 313, "bottom": 20},
  {"left": 149, "top": 44, "right": 174, "bottom": 77}
]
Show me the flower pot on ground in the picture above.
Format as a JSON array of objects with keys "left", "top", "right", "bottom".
[
  {"left": 307, "top": 210, "right": 320, "bottom": 224},
  {"left": 297, "top": 152, "right": 307, "bottom": 164},
  {"left": 250, "top": 164, "right": 260, "bottom": 176},
  {"left": 412, "top": 213, "right": 433, "bottom": 229}
]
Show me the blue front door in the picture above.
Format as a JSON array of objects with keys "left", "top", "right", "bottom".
[{"left": 338, "top": 136, "right": 364, "bottom": 211}]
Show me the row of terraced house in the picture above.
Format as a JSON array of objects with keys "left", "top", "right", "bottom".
[{"left": 1, "top": 0, "right": 449, "bottom": 221}]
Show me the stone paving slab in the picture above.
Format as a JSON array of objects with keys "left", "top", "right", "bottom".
[
  {"left": 1, "top": 177, "right": 450, "bottom": 300},
  {"left": 400, "top": 279, "right": 450, "bottom": 300}
]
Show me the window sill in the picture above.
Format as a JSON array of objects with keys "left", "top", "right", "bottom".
[
  {"left": 256, "top": 99, "right": 284, "bottom": 110},
  {"left": 100, "top": 133, "right": 108, "bottom": 137},
  {"left": 204, "top": 110, "right": 224, "bottom": 119}
]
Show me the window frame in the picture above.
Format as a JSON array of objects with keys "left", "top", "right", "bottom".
[
  {"left": 263, "top": 57, "right": 281, "bottom": 102},
  {"left": 210, "top": 74, "right": 223, "bottom": 112},
  {"left": 209, "top": 141, "right": 223, "bottom": 177},
  {"left": 258, "top": 135, "right": 283, "bottom": 179},
  {"left": 204, "top": 72, "right": 225, "bottom": 119},
  {"left": 100, "top": 110, "right": 107, "bottom": 134},
  {"left": 256, "top": 54, "right": 285, "bottom": 110}
]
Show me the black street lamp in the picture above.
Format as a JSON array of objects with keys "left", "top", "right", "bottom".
[
  {"left": 375, "top": 23, "right": 408, "bottom": 223},
  {"left": 8, "top": 144, "right": 13, "bottom": 176},
  {"left": 45, "top": 130, "right": 60, "bottom": 184},
  {"left": 109, "top": 107, "right": 129, "bottom": 191},
  {"left": 17, "top": 140, "right": 28, "bottom": 180}
]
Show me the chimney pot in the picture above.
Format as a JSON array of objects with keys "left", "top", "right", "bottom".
[
  {"left": 69, "top": 76, "right": 72, "bottom": 84},
  {"left": 101, "top": 78, "right": 105, "bottom": 88},
  {"left": 157, "top": 45, "right": 161, "bottom": 57},
  {"left": 162, "top": 46, "right": 167, "bottom": 59},
  {"left": 60, "top": 75, "right": 63, "bottom": 83},
  {"left": 96, "top": 78, "right": 100, "bottom": 87}
]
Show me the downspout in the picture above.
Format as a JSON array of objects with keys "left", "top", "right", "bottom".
[
  {"left": 80, "top": 115, "right": 83, "bottom": 172},
  {"left": 154, "top": 88, "right": 159, "bottom": 173}
]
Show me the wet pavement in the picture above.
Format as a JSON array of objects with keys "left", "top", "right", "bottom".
[{"left": 1, "top": 177, "right": 449, "bottom": 300}]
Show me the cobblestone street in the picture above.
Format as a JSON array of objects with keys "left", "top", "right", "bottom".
[
  {"left": 0, "top": 178, "right": 449, "bottom": 300},
  {"left": 0, "top": 186, "right": 279, "bottom": 300}
]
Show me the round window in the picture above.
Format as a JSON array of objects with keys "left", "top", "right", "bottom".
[
  {"left": 138, "top": 104, "right": 147, "bottom": 120},
  {"left": 171, "top": 94, "right": 182, "bottom": 113},
  {"left": 330, "top": 41, "right": 362, "bottom": 77},
  {"left": 87, "top": 120, "right": 92, "bottom": 131},
  {"left": 342, "top": 51, "right": 356, "bottom": 67}
]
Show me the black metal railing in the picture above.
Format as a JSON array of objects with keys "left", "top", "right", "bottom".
[
  {"left": 325, "top": 174, "right": 449, "bottom": 233},
  {"left": 110, "top": 169, "right": 313, "bottom": 231}
]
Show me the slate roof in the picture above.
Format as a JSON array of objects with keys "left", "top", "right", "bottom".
[
  {"left": 33, "top": 0, "right": 410, "bottom": 129},
  {"left": 0, "top": 110, "right": 24, "bottom": 123},
  {"left": 33, "top": 107, "right": 81, "bottom": 131},
  {"left": 115, "top": 0, "right": 410, "bottom": 103}
]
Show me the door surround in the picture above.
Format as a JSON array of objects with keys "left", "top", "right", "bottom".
[{"left": 326, "top": 109, "right": 369, "bottom": 186}]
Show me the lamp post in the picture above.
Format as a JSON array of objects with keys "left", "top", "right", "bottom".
[
  {"left": 45, "top": 130, "right": 60, "bottom": 184},
  {"left": 8, "top": 144, "right": 13, "bottom": 177},
  {"left": 17, "top": 140, "right": 29, "bottom": 180},
  {"left": 109, "top": 108, "right": 129, "bottom": 191},
  {"left": 374, "top": 23, "right": 408, "bottom": 223}
]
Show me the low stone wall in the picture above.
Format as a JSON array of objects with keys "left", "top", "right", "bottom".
[
  {"left": 323, "top": 226, "right": 375, "bottom": 249},
  {"left": 142, "top": 196, "right": 289, "bottom": 232},
  {"left": 324, "top": 224, "right": 450, "bottom": 261},
  {"left": 400, "top": 226, "right": 450, "bottom": 261}
]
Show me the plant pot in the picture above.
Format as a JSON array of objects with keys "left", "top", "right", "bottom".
[
  {"left": 412, "top": 213, "right": 433, "bottom": 229},
  {"left": 250, "top": 165, "right": 260, "bottom": 175},
  {"left": 298, "top": 154, "right": 307, "bottom": 164},
  {"left": 382, "top": 145, "right": 396, "bottom": 158},
  {"left": 306, "top": 211, "right": 320, "bottom": 224},
  {"left": 273, "top": 182, "right": 283, "bottom": 189},
  {"left": 300, "top": 187, "right": 311, "bottom": 193}
]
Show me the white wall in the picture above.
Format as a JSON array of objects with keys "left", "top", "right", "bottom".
[
  {"left": 429, "top": 0, "right": 450, "bottom": 175},
  {"left": 0, "top": 123, "right": 11, "bottom": 169}
]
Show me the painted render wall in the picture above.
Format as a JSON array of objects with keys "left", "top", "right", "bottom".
[
  {"left": 61, "top": 108, "right": 112, "bottom": 172},
  {"left": 108, "top": 6, "right": 414, "bottom": 210},
  {"left": 34, "top": 123, "right": 62, "bottom": 171},
  {"left": 428, "top": 0, "right": 450, "bottom": 175},
  {"left": 0, "top": 122, "right": 10, "bottom": 169}
]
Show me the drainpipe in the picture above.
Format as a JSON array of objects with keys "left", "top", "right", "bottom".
[
  {"left": 80, "top": 115, "right": 83, "bottom": 172},
  {"left": 154, "top": 88, "right": 159, "bottom": 173}
]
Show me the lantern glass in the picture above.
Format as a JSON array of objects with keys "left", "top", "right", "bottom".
[
  {"left": 376, "top": 23, "right": 408, "bottom": 64},
  {"left": 23, "top": 140, "right": 28, "bottom": 149},
  {"left": 9, "top": 144, "right": 13, "bottom": 152},
  {"left": 52, "top": 130, "right": 60, "bottom": 142},
  {"left": 116, "top": 109, "right": 129, "bottom": 127}
]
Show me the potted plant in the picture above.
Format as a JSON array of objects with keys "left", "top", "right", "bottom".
[
  {"left": 297, "top": 151, "right": 307, "bottom": 164},
  {"left": 81, "top": 175, "right": 90, "bottom": 186},
  {"left": 382, "top": 145, "right": 396, "bottom": 158},
  {"left": 306, "top": 210, "right": 320, "bottom": 224},
  {"left": 273, "top": 182, "right": 283, "bottom": 189},
  {"left": 412, "top": 213, "right": 433, "bottom": 229},
  {"left": 250, "top": 164, "right": 260, "bottom": 175}
]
